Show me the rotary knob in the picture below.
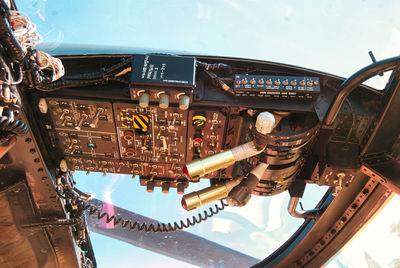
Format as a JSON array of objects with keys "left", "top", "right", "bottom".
[
  {"left": 159, "top": 93, "right": 169, "bottom": 109},
  {"left": 256, "top": 112, "right": 276, "bottom": 135},
  {"left": 179, "top": 95, "right": 190, "bottom": 110},
  {"left": 139, "top": 92, "right": 150, "bottom": 108}
]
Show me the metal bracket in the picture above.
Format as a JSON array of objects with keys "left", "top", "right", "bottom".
[
  {"left": 360, "top": 157, "right": 400, "bottom": 195},
  {"left": 20, "top": 218, "right": 79, "bottom": 229}
]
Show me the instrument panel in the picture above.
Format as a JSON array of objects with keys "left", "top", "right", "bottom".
[
  {"left": 34, "top": 54, "right": 341, "bottom": 195},
  {"left": 45, "top": 96, "right": 228, "bottom": 189}
]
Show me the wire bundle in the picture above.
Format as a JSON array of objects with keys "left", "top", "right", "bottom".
[
  {"left": 35, "top": 50, "right": 65, "bottom": 82},
  {"left": 9, "top": 7, "right": 64, "bottom": 82},
  {"left": 35, "top": 58, "right": 131, "bottom": 91},
  {"left": 9, "top": 10, "right": 41, "bottom": 52},
  {"left": 0, "top": 53, "right": 28, "bottom": 144}
]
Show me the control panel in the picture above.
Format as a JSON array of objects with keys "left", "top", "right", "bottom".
[
  {"left": 113, "top": 102, "right": 188, "bottom": 178},
  {"left": 44, "top": 96, "right": 228, "bottom": 191},
  {"left": 129, "top": 54, "right": 195, "bottom": 109},
  {"left": 186, "top": 109, "right": 227, "bottom": 178},
  {"left": 234, "top": 74, "right": 320, "bottom": 100},
  {"left": 47, "top": 98, "right": 118, "bottom": 159}
]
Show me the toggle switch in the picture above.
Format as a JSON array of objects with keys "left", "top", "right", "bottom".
[
  {"left": 75, "top": 114, "right": 88, "bottom": 130},
  {"left": 161, "top": 181, "right": 170, "bottom": 194},
  {"left": 89, "top": 108, "right": 104, "bottom": 128},
  {"left": 160, "top": 136, "right": 167, "bottom": 151},
  {"left": 146, "top": 180, "right": 155, "bottom": 193},
  {"left": 177, "top": 183, "right": 185, "bottom": 195}
]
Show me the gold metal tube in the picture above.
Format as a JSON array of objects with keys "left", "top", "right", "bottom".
[
  {"left": 181, "top": 184, "right": 229, "bottom": 211},
  {"left": 183, "top": 150, "right": 235, "bottom": 180}
]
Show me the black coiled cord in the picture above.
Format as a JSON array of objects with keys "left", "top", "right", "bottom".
[
  {"left": 0, "top": 107, "right": 27, "bottom": 134},
  {"left": 57, "top": 171, "right": 227, "bottom": 234},
  {"left": 0, "top": 107, "right": 28, "bottom": 144},
  {"left": 79, "top": 199, "right": 228, "bottom": 233}
]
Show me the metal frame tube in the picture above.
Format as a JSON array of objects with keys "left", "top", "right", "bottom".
[{"left": 287, "top": 196, "right": 322, "bottom": 219}]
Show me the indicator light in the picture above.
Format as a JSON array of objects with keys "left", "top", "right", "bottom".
[{"left": 87, "top": 142, "right": 96, "bottom": 148}]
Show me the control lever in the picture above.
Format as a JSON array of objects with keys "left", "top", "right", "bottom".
[
  {"left": 227, "top": 163, "right": 268, "bottom": 207},
  {"left": 181, "top": 177, "right": 242, "bottom": 211}
]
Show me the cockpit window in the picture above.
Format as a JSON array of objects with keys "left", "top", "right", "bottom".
[{"left": 14, "top": 0, "right": 400, "bottom": 266}]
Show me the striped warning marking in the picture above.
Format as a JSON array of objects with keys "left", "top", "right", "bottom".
[{"left": 133, "top": 113, "right": 150, "bottom": 130}]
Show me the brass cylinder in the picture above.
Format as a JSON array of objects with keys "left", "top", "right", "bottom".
[
  {"left": 183, "top": 150, "right": 235, "bottom": 180},
  {"left": 181, "top": 184, "right": 229, "bottom": 211}
]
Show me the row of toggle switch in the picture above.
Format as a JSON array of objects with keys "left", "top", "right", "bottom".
[
  {"left": 66, "top": 156, "right": 188, "bottom": 195},
  {"left": 236, "top": 77, "right": 319, "bottom": 87},
  {"left": 145, "top": 180, "right": 186, "bottom": 195},
  {"left": 57, "top": 107, "right": 105, "bottom": 129}
]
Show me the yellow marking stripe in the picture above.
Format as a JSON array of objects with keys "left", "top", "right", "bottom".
[
  {"left": 193, "top": 115, "right": 206, "bottom": 121},
  {"left": 131, "top": 114, "right": 149, "bottom": 130},
  {"left": 133, "top": 122, "right": 140, "bottom": 129},
  {"left": 194, "top": 121, "right": 205, "bottom": 126},
  {"left": 134, "top": 118, "right": 147, "bottom": 129},
  {"left": 139, "top": 114, "right": 150, "bottom": 123}
]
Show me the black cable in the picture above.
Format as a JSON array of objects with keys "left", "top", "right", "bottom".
[
  {"left": 35, "top": 78, "right": 106, "bottom": 92},
  {"left": 9, "top": 0, "right": 16, "bottom": 11},
  {"left": 57, "top": 168, "right": 227, "bottom": 234},
  {"left": 345, "top": 99, "right": 356, "bottom": 142},
  {"left": 72, "top": 187, "right": 92, "bottom": 200},
  {"left": 32, "top": 58, "right": 130, "bottom": 91},
  {"left": 10, "top": 65, "right": 22, "bottom": 84},
  {"left": 196, "top": 60, "right": 231, "bottom": 71},
  {"left": 35, "top": 76, "right": 129, "bottom": 92},
  {"left": 204, "top": 69, "right": 235, "bottom": 95},
  {"left": 0, "top": 3, "right": 24, "bottom": 63},
  {"left": 80, "top": 199, "right": 228, "bottom": 233},
  {"left": 65, "top": 58, "right": 131, "bottom": 80},
  {"left": 21, "top": 49, "right": 52, "bottom": 88}
]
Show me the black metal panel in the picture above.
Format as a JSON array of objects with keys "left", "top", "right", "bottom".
[
  {"left": 362, "top": 70, "right": 400, "bottom": 155},
  {"left": 1, "top": 181, "right": 61, "bottom": 267}
]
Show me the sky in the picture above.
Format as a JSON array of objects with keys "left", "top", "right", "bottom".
[
  {"left": 326, "top": 194, "right": 400, "bottom": 268},
  {"left": 16, "top": 0, "right": 400, "bottom": 267},
  {"left": 71, "top": 171, "right": 328, "bottom": 267}
]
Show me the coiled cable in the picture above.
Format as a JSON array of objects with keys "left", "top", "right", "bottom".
[
  {"left": 79, "top": 198, "right": 228, "bottom": 233},
  {"left": 55, "top": 160, "right": 228, "bottom": 234},
  {"left": 0, "top": 117, "right": 28, "bottom": 145}
]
